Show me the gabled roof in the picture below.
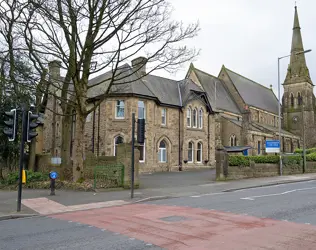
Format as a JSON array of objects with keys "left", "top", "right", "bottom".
[
  {"left": 223, "top": 67, "right": 279, "bottom": 114},
  {"left": 87, "top": 64, "right": 208, "bottom": 108},
  {"left": 87, "top": 64, "right": 156, "bottom": 99},
  {"left": 191, "top": 66, "right": 241, "bottom": 114}
]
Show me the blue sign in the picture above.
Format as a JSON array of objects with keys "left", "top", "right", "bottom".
[
  {"left": 265, "top": 140, "right": 280, "bottom": 153},
  {"left": 49, "top": 171, "right": 58, "bottom": 180}
]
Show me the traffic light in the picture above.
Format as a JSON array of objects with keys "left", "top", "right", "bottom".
[
  {"left": 137, "top": 118, "right": 145, "bottom": 144},
  {"left": 26, "top": 111, "right": 39, "bottom": 142},
  {"left": 3, "top": 109, "right": 17, "bottom": 141}
]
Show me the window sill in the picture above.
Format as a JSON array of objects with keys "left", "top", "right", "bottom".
[
  {"left": 114, "top": 118, "right": 126, "bottom": 121},
  {"left": 139, "top": 160, "right": 145, "bottom": 163}
]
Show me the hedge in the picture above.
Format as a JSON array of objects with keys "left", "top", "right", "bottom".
[
  {"left": 228, "top": 155, "right": 301, "bottom": 166},
  {"left": 1, "top": 171, "right": 49, "bottom": 185},
  {"left": 307, "top": 152, "right": 316, "bottom": 161},
  {"left": 294, "top": 147, "right": 316, "bottom": 155}
]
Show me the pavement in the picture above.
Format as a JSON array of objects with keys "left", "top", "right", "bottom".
[
  {"left": 2, "top": 180, "right": 316, "bottom": 249},
  {"left": 1, "top": 171, "right": 316, "bottom": 218}
]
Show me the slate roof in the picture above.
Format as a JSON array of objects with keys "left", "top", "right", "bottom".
[
  {"left": 253, "top": 122, "right": 300, "bottom": 138},
  {"left": 87, "top": 64, "right": 206, "bottom": 107},
  {"left": 224, "top": 67, "right": 279, "bottom": 114},
  {"left": 193, "top": 67, "right": 241, "bottom": 114}
]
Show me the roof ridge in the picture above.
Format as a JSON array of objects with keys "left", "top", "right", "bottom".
[
  {"left": 225, "top": 67, "right": 273, "bottom": 92},
  {"left": 147, "top": 73, "right": 179, "bottom": 83},
  {"left": 194, "top": 67, "right": 221, "bottom": 80}
]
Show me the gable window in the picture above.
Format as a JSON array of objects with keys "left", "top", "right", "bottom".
[
  {"left": 193, "top": 108, "right": 198, "bottom": 128},
  {"left": 139, "top": 143, "right": 145, "bottom": 162},
  {"left": 116, "top": 100, "right": 125, "bottom": 119},
  {"left": 197, "top": 142, "right": 202, "bottom": 163},
  {"left": 290, "top": 93, "right": 294, "bottom": 107},
  {"left": 114, "top": 136, "right": 124, "bottom": 156},
  {"left": 161, "top": 108, "right": 167, "bottom": 125},
  {"left": 158, "top": 140, "right": 167, "bottom": 163},
  {"left": 138, "top": 100, "right": 145, "bottom": 119},
  {"left": 198, "top": 109, "right": 203, "bottom": 129},
  {"left": 230, "top": 135, "right": 237, "bottom": 147},
  {"left": 186, "top": 108, "right": 191, "bottom": 127},
  {"left": 188, "top": 141, "right": 194, "bottom": 163}
]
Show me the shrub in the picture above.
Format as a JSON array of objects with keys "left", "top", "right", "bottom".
[
  {"left": 228, "top": 155, "right": 250, "bottom": 166},
  {"left": 307, "top": 152, "right": 316, "bottom": 161},
  {"left": 229, "top": 155, "right": 280, "bottom": 167},
  {"left": 2, "top": 171, "right": 49, "bottom": 185},
  {"left": 282, "top": 155, "right": 301, "bottom": 165},
  {"left": 294, "top": 147, "right": 316, "bottom": 155}
]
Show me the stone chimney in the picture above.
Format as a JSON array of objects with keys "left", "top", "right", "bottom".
[
  {"left": 241, "top": 106, "right": 251, "bottom": 146},
  {"left": 131, "top": 57, "right": 147, "bottom": 76},
  {"left": 48, "top": 60, "right": 61, "bottom": 80}
]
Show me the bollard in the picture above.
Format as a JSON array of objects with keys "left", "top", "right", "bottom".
[{"left": 49, "top": 171, "right": 58, "bottom": 196}]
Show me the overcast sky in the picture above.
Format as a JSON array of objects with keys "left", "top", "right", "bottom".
[{"left": 155, "top": 0, "right": 316, "bottom": 99}]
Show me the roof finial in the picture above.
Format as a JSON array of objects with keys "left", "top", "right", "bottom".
[{"left": 295, "top": 1, "right": 297, "bottom": 8}]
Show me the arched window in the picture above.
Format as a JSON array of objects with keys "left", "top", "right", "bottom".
[
  {"left": 198, "top": 109, "right": 203, "bottom": 129},
  {"left": 114, "top": 136, "right": 124, "bottom": 156},
  {"left": 298, "top": 92, "right": 302, "bottom": 106},
  {"left": 186, "top": 108, "right": 191, "bottom": 127},
  {"left": 230, "top": 135, "right": 237, "bottom": 147},
  {"left": 290, "top": 93, "right": 294, "bottom": 107},
  {"left": 193, "top": 108, "right": 198, "bottom": 128},
  {"left": 197, "top": 142, "right": 202, "bottom": 163},
  {"left": 158, "top": 140, "right": 167, "bottom": 163},
  {"left": 188, "top": 141, "right": 194, "bottom": 162}
]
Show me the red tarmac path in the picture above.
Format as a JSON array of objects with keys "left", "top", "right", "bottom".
[{"left": 50, "top": 203, "right": 316, "bottom": 250}]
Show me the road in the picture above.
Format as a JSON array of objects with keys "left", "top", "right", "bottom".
[{"left": 2, "top": 180, "right": 316, "bottom": 249}]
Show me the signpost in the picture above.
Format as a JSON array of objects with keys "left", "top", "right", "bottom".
[
  {"left": 265, "top": 140, "right": 280, "bottom": 153},
  {"left": 49, "top": 171, "right": 58, "bottom": 196}
]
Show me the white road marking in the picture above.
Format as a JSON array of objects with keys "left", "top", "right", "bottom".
[
  {"left": 129, "top": 238, "right": 135, "bottom": 240},
  {"left": 191, "top": 192, "right": 223, "bottom": 198},
  {"left": 240, "top": 187, "right": 316, "bottom": 200},
  {"left": 305, "top": 223, "right": 311, "bottom": 225}
]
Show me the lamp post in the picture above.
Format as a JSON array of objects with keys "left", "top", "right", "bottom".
[{"left": 277, "top": 49, "right": 311, "bottom": 176}]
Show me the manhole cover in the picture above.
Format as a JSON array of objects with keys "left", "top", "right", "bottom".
[{"left": 159, "top": 216, "right": 189, "bottom": 222}]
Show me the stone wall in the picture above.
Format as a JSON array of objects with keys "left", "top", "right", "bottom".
[{"left": 224, "top": 161, "right": 316, "bottom": 180}]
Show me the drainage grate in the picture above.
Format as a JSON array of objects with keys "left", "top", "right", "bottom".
[{"left": 159, "top": 216, "right": 189, "bottom": 222}]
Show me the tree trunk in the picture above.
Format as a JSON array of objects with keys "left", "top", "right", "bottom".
[
  {"left": 72, "top": 113, "right": 85, "bottom": 182},
  {"left": 60, "top": 114, "right": 72, "bottom": 180}
]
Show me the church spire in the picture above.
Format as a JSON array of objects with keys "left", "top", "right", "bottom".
[{"left": 285, "top": 6, "right": 311, "bottom": 85}]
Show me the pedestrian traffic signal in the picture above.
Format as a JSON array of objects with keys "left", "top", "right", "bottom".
[
  {"left": 3, "top": 109, "right": 17, "bottom": 141},
  {"left": 26, "top": 111, "right": 39, "bottom": 142},
  {"left": 137, "top": 118, "right": 145, "bottom": 144}
]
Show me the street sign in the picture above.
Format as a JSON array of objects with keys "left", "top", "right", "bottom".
[
  {"left": 266, "top": 140, "right": 280, "bottom": 153},
  {"left": 49, "top": 171, "right": 58, "bottom": 180}
]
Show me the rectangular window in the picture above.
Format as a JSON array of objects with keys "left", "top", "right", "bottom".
[
  {"left": 116, "top": 100, "right": 125, "bottom": 118},
  {"left": 188, "top": 142, "right": 194, "bottom": 163},
  {"left": 161, "top": 108, "right": 166, "bottom": 125},
  {"left": 138, "top": 101, "right": 145, "bottom": 119},
  {"left": 258, "top": 141, "right": 261, "bottom": 155},
  {"left": 187, "top": 108, "right": 191, "bottom": 127},
  {"left": 139, "top": 143, "right": 145, "bottom": 162},
  {"left": 158, "top": 148, "right": 167, "bottom": 163}
]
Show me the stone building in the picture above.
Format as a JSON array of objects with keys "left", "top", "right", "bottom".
[
  {"left": 282, "top": 6, "right": 316, "bottom": 148},
  {"left": 39, "top": 6, "right": 307, "bottom": 173}
]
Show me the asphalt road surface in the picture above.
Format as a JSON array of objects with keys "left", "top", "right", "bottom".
[
  {"left": 2, "top": 180, "right": 316, "bottom": 250},
  {"left": 147, "top": 179, "right": 316, "bottom": 225}
]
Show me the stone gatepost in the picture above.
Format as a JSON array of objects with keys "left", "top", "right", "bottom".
[
  {"left": 216, "top": 147, "right": 228, "bottom": 181},
  {"left": 116, "top": 143, "right": 140, "bottom": 189}
]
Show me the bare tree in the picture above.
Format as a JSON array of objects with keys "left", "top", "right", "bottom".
[{"left": 4, "top": 0, "right": 199, "bottom": 181}]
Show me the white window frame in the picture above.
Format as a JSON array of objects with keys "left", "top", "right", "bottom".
[
  {"left": 139, "top": 142, "right": 146, "bottom": 163},
  {"left": 114, "top": 136, "right": 124, "bottom": 156},
  {"left": 197, "top": 142, "right": 202, "bottom": 163},
  {"left": 230, "top": 135, "right": 236, "bottom": 147},
  {"left": 161, "top": 108, "right": 167, "bottom": 125},
  {"left": 86, "top": 113, "right": 92, "bottom": 122},
  {"left": 188, "top": 141, "right": 194, "bottom": 163},
  {"left": 115, "top": 100, "right": 125, "bottom": 119},
  {"left": 138, "top": 100, "right": 146, "bottom": 119},
  {"left": 193, "top": 108, "right": 198, "bottom": 128},
  {"left": 158, "top": 140, "right": 167, "bottom": 163},
  {"left": 187, "top": 107, "right": 192, "bottom": 127},
  {"left": 198, "top": 108, "right": 203, "bottom": 129}
]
